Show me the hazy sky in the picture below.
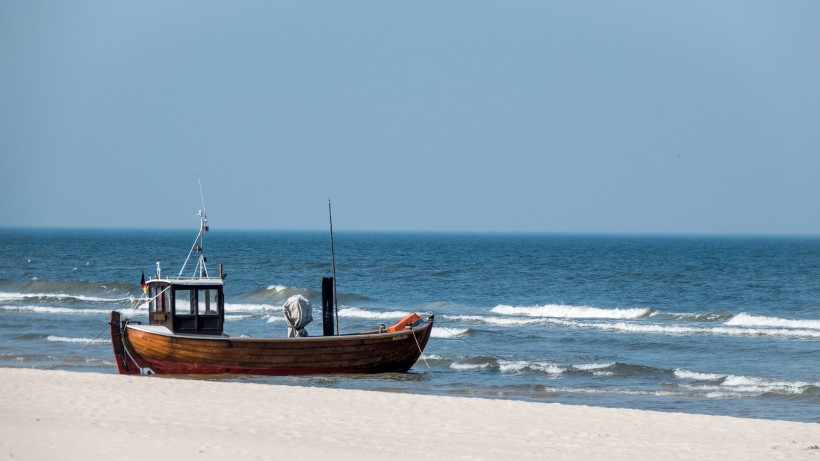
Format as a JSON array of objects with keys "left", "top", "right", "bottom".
[{"left": 2, "top": 1, "right": 819, "bottom": 234}]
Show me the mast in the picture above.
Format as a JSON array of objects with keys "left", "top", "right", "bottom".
[
  {"left": 180, "top": 177, "right": 210, "bottom": 278},
  {"left": 328, "top": 198, "right": 339, "bottom": 335}
]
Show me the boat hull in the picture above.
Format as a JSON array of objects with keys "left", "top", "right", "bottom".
[{"left": 110, "top": 311, "right": 433, "bottom": 376}]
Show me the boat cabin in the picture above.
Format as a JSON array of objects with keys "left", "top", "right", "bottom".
[{"left": 146, "top": 277, "right": 225, "bottom": 335}]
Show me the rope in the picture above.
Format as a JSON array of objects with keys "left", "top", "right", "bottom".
[
  {"left": 116, "top": 287, "right": 173, "bottom": 374},
  {"left": 47, "top": 287, "right": 167, "bottom": 371},
  {"left": 436, "top": 319, "right": 507, "bottom": 363},
  {"left": 180, "top": 237, "right": 198, "bottom": 277},
  {"left": 410, "top": 327, "right": 430, "bottom": 369},
  {"left": 123, "top": 286, "right": 170, "bottom": 320},
  {"left": 46, "top": 322, "right": 109, "bottom": 370},
  {"left": 120, "top": 327, "right": 149, "bottom": 375}
]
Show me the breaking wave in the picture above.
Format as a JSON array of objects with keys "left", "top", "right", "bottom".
[
  {"left": 225, "top": 314, "right": 253, "bottom": 321},
  {"left": 498, "top": 359, "right": 565, "bottom": 375},
  {"left": 0, "top": 305, "right": 111, "bottom": 315},
  {"left": 673, "top": 369, "right": 726, "bottom": 381},
  {"left": 450, "top": 362, "right": 491, "bottom": 371},
  {"left": 224, "top": 303, "right": 281, "bottom": 313},
  {"left": 431, "top": 327, "right": 469, "bottom": 338},
  {"left": 491, "top": 304, "right": 652, "bottom": 320},
  {"left": 443, "top": 314, "right": 545, "bottom": 326},
  {"left": 725, "top": 313, "right": 820, "bottom": 330},
  {"left": 652, "top": 311, "right": 734, "bottom": 322},
  {"left": 573, "top": 362, "right": 616, "bottom": 371},
  {"left": 0, "top": 292, "right": 129, "bottom": 304},
  {"left": 446, "top": 357, "right": 818, "bottom": 397},
  {"left": 421, "top": 354, "right": 446, "bottom": 361},
  {"left": 570, "top": 320, "right": 820, "bottom": 339},
  {"left": 247, "top": 285, "right": 317, "bottom": 302},
  {"left": 337, "top": 307, "right": 411, "bottom": 320},
  {"left": 46, "top": 335, "right": 111, "bottom": 345},
  {"left": 264, "top": 315, "right": 285, "bottom": 323},
  {"left": 449, "top": 306, "right": 820, "bottom": 340},
  {"left": 673, "top": 368, "right": 819, "bottom": 396},
  {"left": 266, "top": 285, "right": 289, "bottom": 293}
]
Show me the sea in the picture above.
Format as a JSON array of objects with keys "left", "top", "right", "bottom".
[{"left": 1, "top": 228, "right": 818, "bottom": 423}]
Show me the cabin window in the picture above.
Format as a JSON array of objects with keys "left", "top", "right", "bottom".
[
  {"left": 148, "top": 286, "right": 170, "bottom": 313},
  {"left": 157, "top": 288, "right": 168, "bottom": 312},
  {"left": 174, "top": 290, "right": 192, "bottom": 314},
  {"left": 173, "top": 288, "right": 219, "bottom": 316},
  {"left": 200, "top": 289, "right": 217, "bottom": 315},
  {"left": 148, "top": 287, "right": 156, "bottom": 312}
]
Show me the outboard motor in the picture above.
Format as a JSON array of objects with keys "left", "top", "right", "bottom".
[{"left": 284, "top": 295, "right": 313, "bottom": 337}]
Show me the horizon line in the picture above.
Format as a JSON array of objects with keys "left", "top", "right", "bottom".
[{"left": 1, "top": 226, "right": 819, "bottom": 239}]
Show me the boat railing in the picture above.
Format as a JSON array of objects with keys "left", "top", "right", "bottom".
[{"left": 151, "top": 275, "right": 224, "bottom": 284}]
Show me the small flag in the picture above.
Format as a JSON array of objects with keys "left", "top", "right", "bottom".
[{"left": 140, "top": 271, "right": 147, "bottom": 294}]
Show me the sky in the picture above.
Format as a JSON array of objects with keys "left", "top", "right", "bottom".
[{"left": 1, "top": 1, "right": 819, "bottom": 235}]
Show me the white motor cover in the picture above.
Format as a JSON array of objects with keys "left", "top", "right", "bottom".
[{"left": 284, "top": 295, "right": 313, "bottom": 337}]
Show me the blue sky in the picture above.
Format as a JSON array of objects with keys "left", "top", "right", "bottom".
[{"left": 2, "top": 1, "right": 819, "bottom": 234}]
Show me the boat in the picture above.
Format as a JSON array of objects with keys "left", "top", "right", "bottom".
[{"left": 109, "top": 207, "right": 434, "bottom": 376}]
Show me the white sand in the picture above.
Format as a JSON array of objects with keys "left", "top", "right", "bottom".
[{"left": 0, "top": 368, "right": 817, "bottom": 460}]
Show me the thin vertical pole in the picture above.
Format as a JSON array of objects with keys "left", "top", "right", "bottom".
[{"left": 328, "top": 199, "right": 339, "bottom": 335}]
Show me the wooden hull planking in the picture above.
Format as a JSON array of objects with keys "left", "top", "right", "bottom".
[{"left": 110, "top": 311, "right": 433, "bottom": 376}]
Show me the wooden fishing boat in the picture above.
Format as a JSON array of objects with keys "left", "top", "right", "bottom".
[{"left": 109, "top": 207, "right": 433, "bottom": 376}]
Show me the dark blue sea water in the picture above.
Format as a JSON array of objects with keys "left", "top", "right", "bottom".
[{"left": 1, "top": 228, "right": 818, "bottom": 423}]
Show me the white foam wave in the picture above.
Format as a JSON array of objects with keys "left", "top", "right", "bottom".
[
  {"left": 443, "top": 315, "right": 486, "bottom": 322},
  {"left": 674, "top": 369, "right": 726, "bottom": 381},
  {"left": 543, "top": 386, "right": 711, "bottom": 398},
  {"left": 266, "top": 285, "right": 289, "bottom": 293},
  {"left": 491, "top": 304, "right": 650, "bottom": 320},
  {"left": 444, "top": 314, "right": 544, "bottom": 327},
  {"left": 663, "top": 312, "right": 729, "bottom": 322},
  {"left": 421, "top": 354, "right": 445, "bottom": 360},
  {"left": 568, "top": 320, "right": 820, "bottom": 339},
  {"left": 1, "top": 306, "right": 111, "bottom": 315},
  {"left": 673, "top": 368, "right": 818, "bottom": 395},
  {"left": 264, "top": 315, "right": 285, "bottom": 323},
  {"left": 498, "top": 360, "right": 565, "bottom": 375},
  {"left": 337, "top": 307, "right": 410, "bottom": 320},
  {"left": 432, "top": 328, "right": 468, "bottom": 338},
  {"left": 574, "top": 362, "right": 616, "bottom": 371},
  {"left": 725, "top": 313, "right": 820, "bottom": 330},
  {"left": 720, "top": 375, "right": 817, "bottom": 394},
  {"left": 594, "top": 322, "right": 701, "bottom": 335},
  {"left": 437, "top": 310, "right": 820, "bottom": 340},
  {"left": 225, "top": 303, "right": 280, "bottom": 313},
  {"left": 0, "top": 292, "right": 128, "bottom": 303},
  {"left": 225, "top": 314, "right": 253, "bottom": 321},
  {"left": 677, "top": 376, "right": 818, "bottom": 396},
  {"left": 46, "top": 335, "right": 111, "bottom": 344},
  {"left": 710, "top": 326, "right": 820, "bottom": 339},
  {"left": 450, "top": 363, "right": 491, "bottom": 371}
]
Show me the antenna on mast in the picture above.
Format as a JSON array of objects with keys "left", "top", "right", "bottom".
[{"left": 198, "top": 175, "right": 207, "bottom": 214}]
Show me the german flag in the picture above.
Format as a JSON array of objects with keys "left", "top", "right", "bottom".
[{"left": 140, "top": 271, "right": 147, "bottom": 295}]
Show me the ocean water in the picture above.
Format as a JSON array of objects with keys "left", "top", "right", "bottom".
[{"left": 0, "top": 228, "right": 818, "bottom": 423}]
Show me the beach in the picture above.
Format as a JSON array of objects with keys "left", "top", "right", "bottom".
[{"left": 0, "top": 368, "right": 816, "bottom": 460}]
